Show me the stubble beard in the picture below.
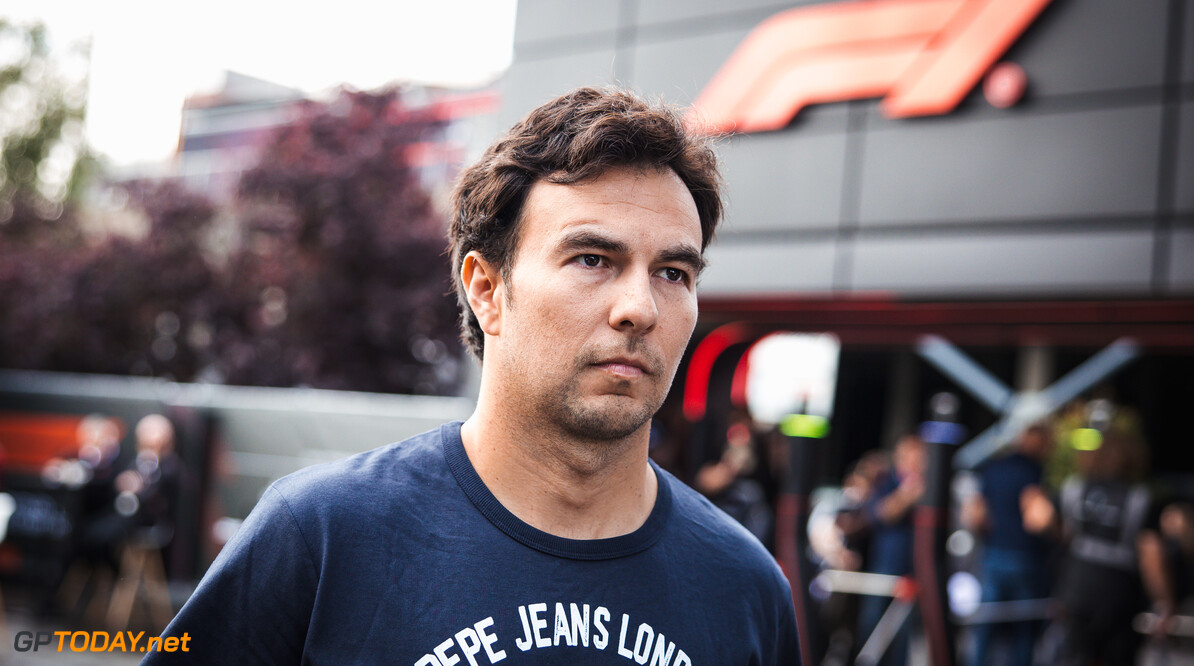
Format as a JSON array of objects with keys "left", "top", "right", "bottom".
[
  {"left": 539, "top": 342, "right": 669, "bottom": 446},
  {"left": 549, "top": 376, "right": 657, "bottom": 443}
]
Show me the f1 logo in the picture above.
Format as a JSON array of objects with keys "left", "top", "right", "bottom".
[{"left": 688, "top": 0, "right": 1054, "bottom": 133}]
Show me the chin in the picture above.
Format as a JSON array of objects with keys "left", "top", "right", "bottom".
[{"left": 556, "top": 396, "right": 656, "bottom": 442}]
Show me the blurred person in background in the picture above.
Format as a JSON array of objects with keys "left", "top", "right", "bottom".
[
  {"left": 1045, "top": 392, "right": 1146, "bottom": 492},
  {"left": 42, "top": 414, "right": 124, "bottom": 493},
  {"left": 808, "top": 450, "right": 888, "bottom": 664},
  {"left": 1023, "top": 424, "right": 1171, "bottom": 666},
  {"left": 117, "top": 415, "right": 183, "bottom": 553},
  {"left": 695, "top": 413, "right": 774, "bottom": 545},
  {"left": 73, "top": 415, "right": 127, "bottom": 519},
  {"left": 961, "top": 424, "right": 1052, "bottom": 666},
  {"left": 857, "top": 434, "right": 926, "bottom": 666},
  {"left": 49, "top": 414, "right": 127, "bottom": 615},
  {"left": 835, "top": 451, "right": 889, "bottom": 574},
  {"left": 1158, "top": 502, "right": 1194, "bottom": 618},
  {"left": 59, "top": 414, "right": 183, "bottom": 608},
  {"left": 146, "top": 87, "right": 800, "bottom": 665}
]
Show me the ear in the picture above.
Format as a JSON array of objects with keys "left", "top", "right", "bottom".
[{"left": 462, "top": 251, "right": 504, "bottom": 338}]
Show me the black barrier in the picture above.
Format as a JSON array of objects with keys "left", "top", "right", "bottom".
[
  {"left": 777, "top": 414, "right": 830, "bottom": 666},
  {"left": 914, "top": 393, "right": 965, "bottom": 666}
]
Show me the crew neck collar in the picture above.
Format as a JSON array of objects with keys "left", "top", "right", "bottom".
[{"left": 440, "top": 421, "right": 672, "bottom": 560}]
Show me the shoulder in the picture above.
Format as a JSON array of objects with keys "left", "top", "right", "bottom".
[
  {"left": 659, "top": 467, "right": 791, "bottom": 594},
  {"left": 983, "top": 454, "right": 1039, "bottom": 482},
  {"left": 980, "top": 453, "right": 1018, "bottom": 474},
  {"left": 265, "top": 424, "right": 452, "bottom": 531},
  {"left": 656, "top": 468, "right": 799, "bottom": 658}
]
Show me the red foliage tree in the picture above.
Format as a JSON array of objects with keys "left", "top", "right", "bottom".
[
  {"left": 0, "top": 88, "right": 465, "bottom": 396},
  {"left": 0, "top": 182, "right": 217, "bottom": 379},
  {"left": 217, "top": 88, "right": 463, "bottom": 393}
]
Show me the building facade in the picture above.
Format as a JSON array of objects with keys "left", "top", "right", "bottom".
[{"left": 498, "top": 0, "right": 1194, "bottom": 477}]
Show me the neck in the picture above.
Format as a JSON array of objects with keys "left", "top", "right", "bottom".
[{"left": 461, "top": 380, "right": 658, "bottom": 540}]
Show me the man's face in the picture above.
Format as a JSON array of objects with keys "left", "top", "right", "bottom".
[
  {"left": 1020, "top": 427, "right": 1051, "bottom": 459},
  {"left": 490, "top": 166, "right": 703, "bottom": 442},
  {"left": 895, "top": 437, "right": 925, "bottom": 478}
]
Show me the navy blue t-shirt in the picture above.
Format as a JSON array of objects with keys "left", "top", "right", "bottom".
[
  {"left": 145, "top": 422, "right": 800, "bottom": 665},
  {"left": 864, "top": 472, "right": 913, "bottom": 576},
  {"left": 977, "top": 452, "right": 1045, "bottom": 555}
]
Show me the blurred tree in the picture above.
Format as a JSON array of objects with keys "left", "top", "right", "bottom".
[
  {"left": 0, "top": 18, "right": 94, "bottom": 246},
  {"left": 0, "top": 18, "right": 101, "bottom": 375},
  {"left": 67, "top": 183, "right": 218, "bottom": 379},
  {"left": 0, "top": 182, "right": 217, "bottom": 380},
  {"left": 0, "top": 83, "right": 464, "bottom": 396},
  {"left": 218, "top": 88, "right": 463, "bottom": 394}
]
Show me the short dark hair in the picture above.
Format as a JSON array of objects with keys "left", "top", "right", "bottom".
[{"left": 448, "top": 86, "right": 723, "bottom": 359}]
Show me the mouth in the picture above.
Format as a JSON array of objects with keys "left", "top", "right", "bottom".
[{"left": 591, "top": 356, "right": 651, "bottom": 378}]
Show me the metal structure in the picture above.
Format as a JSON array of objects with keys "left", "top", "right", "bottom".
[{"left": 915, "top": 335, "right": 1140, "bottom": 469}]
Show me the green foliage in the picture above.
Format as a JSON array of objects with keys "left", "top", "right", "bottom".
[{"left": 0, "top": 17, "right": 94, "bottom": 244}]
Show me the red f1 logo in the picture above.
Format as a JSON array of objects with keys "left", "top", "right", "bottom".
[{"left": 688, "top": 0, "right": 1054, "bottom": 133}]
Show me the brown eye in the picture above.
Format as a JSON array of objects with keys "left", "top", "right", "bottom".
[
  {"left": 581, "top": 254, "right": 602, "bottom": 267},
  {"left": 663, "top": 267, "right": 686, "bottom": 283}
]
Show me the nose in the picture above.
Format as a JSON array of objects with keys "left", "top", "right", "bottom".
[{"left": 609, "top": 270, "right": 658, "bottom": 333}]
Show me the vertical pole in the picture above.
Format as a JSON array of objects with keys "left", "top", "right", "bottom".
[
  {"left": 914, "top": 394, "right": 963, "bottom": 666},
  {"left": 778, "top": 415, "right": 828, "bottom": 666}
]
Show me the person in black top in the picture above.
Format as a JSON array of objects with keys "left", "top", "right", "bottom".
[{"left": 1024, "top": 427, "right": 1168, "bottom": 666}]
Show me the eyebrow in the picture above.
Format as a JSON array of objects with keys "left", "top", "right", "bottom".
[
  {"left": 557, "top": 230, "right": 628, "bottom": 257},
  {"left": 556, "top": 229, "right": 707, "bottom": 274},
  {"left": 659, "top": 245, "right": 707, "bottom": 275}
]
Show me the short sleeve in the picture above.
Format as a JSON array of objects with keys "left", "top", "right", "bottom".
[
  {"left": 773, "top": 581, "right": 802, "bottom": 665},
  {"left": 142, "top": 485, "right": 318, "bottom": 664}
]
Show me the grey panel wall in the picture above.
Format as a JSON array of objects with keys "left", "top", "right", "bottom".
[
  {"left": 1184, "top": 0, "right": 1194, "bottom": 84},
  {"left": 630, "top": 25, "right": 851, "bottom": 132},
  {"left": 636, "top": 0, "right": 809, "bottom": 27},
  {"left": 499, "top": 0, "right": 1193, "bottom": 297},
  {"left": 700, "top": 240, "right": 837, "bottom": 295},
  {"left": 513, "top": 0, "right": 621, "bottom": 48},
  {"left": 498, "top": 49, "right": 623, "bottom": 129},
  {"left": 502, "top": 0, "right": 629, "bottom": 129},
  {"left": 1178, "top": 103, "right": 1194, "bottom": 213},
  {"left": 631, "top": 29, "right": 751, "bottom": 108},
  {"left": 849, "top": 229, "right": 1155, "bottom": 295},
  {"left": 1171, "top": 228, "right": 1194, "bottom": 289},
  {"left": 719, "top": 131, "right": 847, "bottom": 233},
  {"left": 858, "top": 105, "right": 1163, "bottom": 225},
  {"left": 1007, "top": 0, "right": 1169, "bottom": 96}
]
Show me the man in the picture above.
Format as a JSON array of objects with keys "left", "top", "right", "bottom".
[
  {"left": 146, "top": 87, "right": 800, "bottom": 664},
  {"left": 857, "top": 434, "right": 925, "bottom": 666},
  {"left": 961, "top": 424, "right": 1051, "bottom": 666},
  {"left": 1036, "top": 428, "right": 1164, "bottom": 666}
]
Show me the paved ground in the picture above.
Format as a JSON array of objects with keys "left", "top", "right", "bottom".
[
  {"left": 2, "top": 584, "right": 164, "bottom": 665},
  {"left": 3, "top": 614, "right": 146, "bottom": 665}
]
